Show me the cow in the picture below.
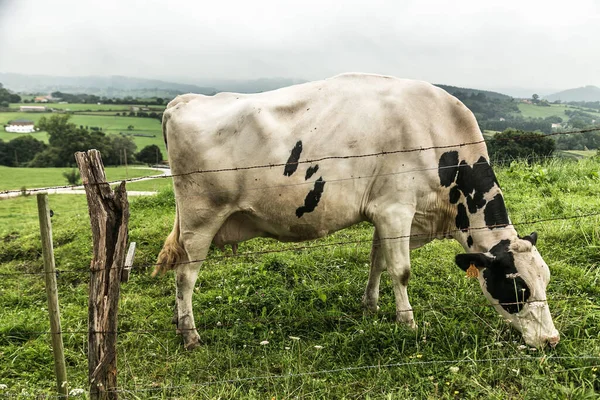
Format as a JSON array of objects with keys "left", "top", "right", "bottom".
[{"left": 154, "top": 73, "right": 559, "bottom": 350}]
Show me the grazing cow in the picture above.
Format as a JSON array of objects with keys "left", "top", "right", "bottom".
[{"left": 154, "top": 73, "right": 559, "bottom": 349}]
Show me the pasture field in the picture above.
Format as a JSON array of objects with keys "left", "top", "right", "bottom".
[
  {"left": 0, "top": 166, "right": 161, "bottom": 191},
  {"left": 0, "top": 158, "right": 599, "bottom": 398},
  {"left": 9, "top": 103, "right": 165, "bottom": 112},
  {"left": 0, "top": 111, "right": 166, "bottom": 155},
  {"left": 517, "top": 103, "right": 600, "bottom": 121}
]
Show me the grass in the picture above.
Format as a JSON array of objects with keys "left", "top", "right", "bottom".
[
  {"left": 517, "top": 103, "right": 600, "bottom": 121},
  {"left": 9, "top": 103, "right": 165, "bottom": 112},
  {"left": 0, "top": 111, "right": 166, "bottom": 156},
  {"left": 0, "top": 158, "right": 599, "bottom": 398},
  {"left": 0, "top": 166, "right": 161, "bottom": 191}
]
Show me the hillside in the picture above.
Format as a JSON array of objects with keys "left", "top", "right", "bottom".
[
  {"left": 434, "top": 84, "right": 512, "bottom": 100},
  {"left": 545, "top": 85, "right": 600, "bottom": 102},
  {"left": 0, "top": 73, "right": 216, "bottom": 97}
]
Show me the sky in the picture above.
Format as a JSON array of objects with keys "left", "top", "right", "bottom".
[{"left": 0, "top": 0, "right": 599, "bottom": 93}]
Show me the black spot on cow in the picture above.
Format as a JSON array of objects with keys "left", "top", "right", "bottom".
[
  {"left": 296, "top": 177, "right": 325, "bottom": 218},
  {"left": 456, "top": 203, "right": 469, "bottom": 232},
  {"left": 449, "top": 186, "right": 461, "bottom": 204},
  {"left": 467, "top": 235, "right": 473, "bottom": 247},
  {"left": 284, "top": 141, "right": 303, "bottom": 177},
  {"left": 438, "top": 152, "right": 509, "bottom": 234},
  {"left": 455, "top": 240, "right": 531, "bottom": 314},
  {"left": 400, "top": 270, "right": 410, "bottom": 286},
  {"left": 484, "top": 240, "right": 531, "bottom": 314},
  {"left": 484, "top": 194, "right": 510, "bottom": 229},
  {"left": 438, "top": 151, "right": 459, "bottom": 187},
  {"left": 305, "top": 164, "right": 319, "bottom": 180}
]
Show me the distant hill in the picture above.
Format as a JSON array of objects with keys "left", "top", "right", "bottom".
[
  {"left": 0, "top": 73, "right": 216, "bottom": 97},
  {"left": 545, "top": 85, "right": 600, "bottom": 102},
  {"left": 196, "top": 77, "right": 309, "bottom": 93},
  {"left": 434, "top": 84, "right": 512, "bottom": 101}
]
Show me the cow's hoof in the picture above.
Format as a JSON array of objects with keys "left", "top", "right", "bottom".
[
  {"left": 396, "top": 312, "right": 418, "bottom": 330},
  {"left": 183, "top": 334, "right": 201, "bottom": 350},
  {"left": 362, "top": 295, "right": 379, "bottom": 313}
]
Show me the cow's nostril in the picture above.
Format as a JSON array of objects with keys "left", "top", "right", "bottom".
[{"left": 547, "top": 334, "right": 560, "bottom": 348}]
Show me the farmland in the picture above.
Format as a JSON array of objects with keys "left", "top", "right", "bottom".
[
  {"left": 0, "top": 157, "right": 599, "bottom": 398},
  {"left": 1, "top": 107, "right": 166, "bottom": 156},
  {"left": 517, "top": 103, "right": 600, "bottom": 121}
]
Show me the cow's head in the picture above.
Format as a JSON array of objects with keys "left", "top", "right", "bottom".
[{"left": 455, "top": 233, "right": 559, "bottom": 348}]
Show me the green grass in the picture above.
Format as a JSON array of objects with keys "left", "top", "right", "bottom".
[
  {"left": 125, "top": 176, "right": 173, "bottom": 192},
  {"left": 0, "top": 158, "right": 599, "bottom": 398},
  {"left": 9, "top": 103, "right": 165, "bottom": 112},
  {"left": 0, "top": 111, "right": 166, "bottom": 156},
  {"left": 517, "top": 103, "right": 600, "bottom": 121},
  {"left": 0, "top": 166, "right": 160, "bottom": 191}
]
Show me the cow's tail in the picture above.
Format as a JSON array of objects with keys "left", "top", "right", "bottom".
[{"left": 153, "top": 206, "right": 186, "bottom": 277}]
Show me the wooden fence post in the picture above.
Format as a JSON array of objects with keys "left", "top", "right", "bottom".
[
  {"left": 75, "top": 150, "right": 129, "bottom": 400},
  {"left": 37, "top": 193, "right": 68, "bottom": 398}
]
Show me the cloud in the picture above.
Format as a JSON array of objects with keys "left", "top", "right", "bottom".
[{"left": 0, "top": 0, "right": 598, "bottom": 89}]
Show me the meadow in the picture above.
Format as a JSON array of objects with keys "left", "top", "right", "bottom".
[
  {"left": 517, "top": 103, "right": 600, "bottom": 121},
  {"left": 0, "top": 157, "right": 599, "bottom": 398},
  {"left": 0, "top": 111, "right": 166, "bottom": 156}
]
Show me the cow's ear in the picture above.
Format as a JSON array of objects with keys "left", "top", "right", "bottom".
[
  {"left": 523, "top": 232, "right": 538, "bottom": 246},
  {"left": 455, "top": 253, "right": 493, "bottom": 272}
]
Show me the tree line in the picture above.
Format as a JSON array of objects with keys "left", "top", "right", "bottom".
[{"left": 0, "top": 115, "right": 163, "bottom": 167}]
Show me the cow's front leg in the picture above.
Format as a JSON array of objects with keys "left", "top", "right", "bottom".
[
  {"left": 373, "top": 207, "right": 417, "bottom": 329},
  {"left": 363, "top": 229, "right": 385, "bottom": 312}
]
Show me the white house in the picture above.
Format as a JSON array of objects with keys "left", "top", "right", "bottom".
[
  {"left": 5, "top": 119, "right": 36, "bottom": 133},
  {"left": 19, "top": 105, "right": 47, "bottom": 112}
]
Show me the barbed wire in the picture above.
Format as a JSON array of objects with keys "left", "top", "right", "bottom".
[
  {"left": 1, "top": 294, "right": 596, "bottom": 337},
  {"left": 0, "top": 126, "right": 597, "bottom": 196},
  {"left": 1, "top": 211, "right": 598, "bottom": 278},
  {"left": 2, "top": 355, "right": 596, "bottom": 398}
]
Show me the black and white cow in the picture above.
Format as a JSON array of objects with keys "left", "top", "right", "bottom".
[{"left": 155, "top": 73, "right": 559, "bottom": 349}]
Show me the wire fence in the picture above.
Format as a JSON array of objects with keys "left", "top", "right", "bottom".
[
  {"left": 1, "top": 211, "right": 599, "bottom": 278},
  {"left": 0, "top": 126, "right": 598, "bottom": 196},
  {"left": 1, "top": 128, "right": 599, "bottom": 398},
  {"left": 0, "top": 355, "right": 599, "bottom": 398}
]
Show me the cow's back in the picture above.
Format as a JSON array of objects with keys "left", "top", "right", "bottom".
[{"left": 164, "top": 73, "right": 487, "bottom": 242}]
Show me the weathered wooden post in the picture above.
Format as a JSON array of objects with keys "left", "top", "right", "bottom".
[
  {"left": 75, "top": 150, "right": 129, "bottom": 400},
  {"left": 37, "top": 193, "right": 68, "bottom": 398}
]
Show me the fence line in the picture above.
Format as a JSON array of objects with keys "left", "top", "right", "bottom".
[
  {"left": 1, "top": 211, "right": 599, "bottom": 278},
  {"left": 1, "top": 355, "right": 598, "bottom": 398},
  {"left": 0, "top": 294, "right": 595, "bottom": 337},
  {"left": 1, "top": 126, "right": 598, "bottom": 196}
]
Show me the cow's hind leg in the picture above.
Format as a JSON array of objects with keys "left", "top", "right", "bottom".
[
  {"left": 372, "top": 207, "right": 417, "bottom": 329},
  {"left": 175, "top": 222, "right": 224, "bottom": 349},
  {"left": 363, "top": 229, "right": 386, "bottom": 312}
]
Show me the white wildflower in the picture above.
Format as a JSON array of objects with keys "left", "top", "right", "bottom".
[
  {"left": 314, "top": 345, "right": 323, "bottom": 350},
  {"left": 216, "top": 321, "right": 222, "bottom": 327},
  {"left": 69, "top": 388, "right": 85, "bottom": 396},
  {"left": 285, "top": 347, "right": 290, "bottom": 350},
  {"left": 216, "top": 296, "right": 222, "bottom": 300},
  {"left": 0, "top": 384, "right": 7, "bottom": 390},
  {"left": 449, "top": 366, "right": 459, "bottom": 374},
  {"left": 289, "top": 336, "right": 300, "bottom": 341},
  {"left": 518, "top": 345, "right": 527, "bottom": 350},
  {"left": 260, "top": 340, "right": 269, "bottom": 345}
]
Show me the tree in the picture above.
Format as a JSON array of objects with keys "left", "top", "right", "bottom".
[
  {"left": 487, "top": 129, "right": 555, "bottom": 162},
  {"left": 532, "top": 94, "right": 540, "bottom": 104},
  {"left": 127, "top": 125, "right": 134, "bottom": 130},
  {"left": 36, "top": 114, "right": 111, "bottom": 167},
  {"left": 135, "top": 144, "right": 163, "bottom": 165},
  {"left": 8, "top": 135, "right": 47, "bottom": 166},
  {"left": 0, "top": 140, "right": 13, "bottom": 166},
  {"left": 103, "top": 135, "right": 137, "bottom": 165},
  {"left": 63, "top": 169, "right": 81, "bottom": 185}
]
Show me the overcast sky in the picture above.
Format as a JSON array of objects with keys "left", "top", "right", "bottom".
[{"left": 0, "top": 0, "right": 598, "bottom": 92}]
